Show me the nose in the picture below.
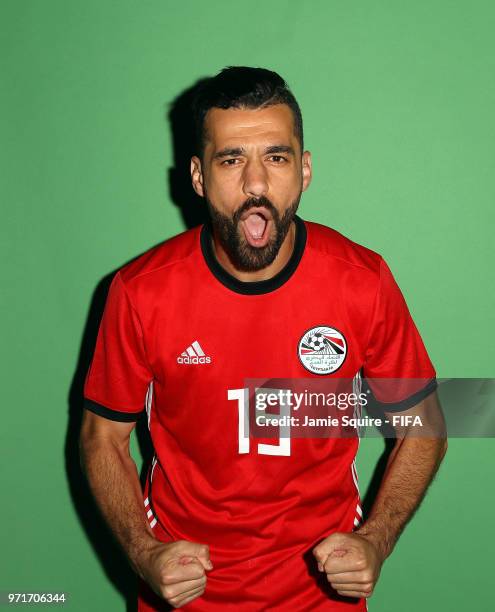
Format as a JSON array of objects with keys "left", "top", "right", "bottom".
[{"left": 242, "top": 158, "right": 269, "bottom": 200}]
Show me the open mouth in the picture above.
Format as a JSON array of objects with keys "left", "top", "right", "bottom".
[{"left": 240, "top": 208, "right": 272, "bottom": 247}]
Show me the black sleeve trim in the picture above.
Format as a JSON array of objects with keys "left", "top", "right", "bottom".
[
  {"left": 364, "top": 378, "right": 438, "bottom": 413},
  {"left": 84, "top": 399, "right": 145, "bottom": 422}
]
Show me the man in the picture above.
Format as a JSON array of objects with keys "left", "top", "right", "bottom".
[{"left": 80, "top": 66, "right": 447, "bottom": 610}]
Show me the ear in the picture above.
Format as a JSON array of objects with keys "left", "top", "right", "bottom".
[
  {"left": 190, "top": 156, "right": 205, "bottom": 197},
  {"left": 301, "top": 150, "right": 312, "bottom": 192}
]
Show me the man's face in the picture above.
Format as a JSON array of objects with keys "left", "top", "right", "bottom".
[{"left": 191, "top": 104, "right": 312, "bottom": 271}]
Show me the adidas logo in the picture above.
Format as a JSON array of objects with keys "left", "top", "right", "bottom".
[{"left": 177, "top": 340, "right": 212, "bottom": 365}]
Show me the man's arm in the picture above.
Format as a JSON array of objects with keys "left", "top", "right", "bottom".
[
  {"left": 313, "top": 390, "right": 447, "bottom": 599},
  {"left": 79, "top": 410, "right": 213, "bottom": 608},
  {"left": 355, "top": 390, "right": 447, "bottom": 559}
]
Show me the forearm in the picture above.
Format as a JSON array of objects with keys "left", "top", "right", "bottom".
[
  {"left": 356, "top": 435, "right": 447, "bottom": 560},
  {"left": 80, "top": 437, "right": 157, "bottom": 577}
]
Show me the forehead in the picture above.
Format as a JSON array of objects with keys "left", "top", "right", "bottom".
[{"left": 203, "top": 104, "right": 296, "bottom": 150}]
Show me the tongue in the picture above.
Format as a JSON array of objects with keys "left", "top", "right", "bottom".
[{"left": 244, "top": 213, "right": 267, "bottom": 239}]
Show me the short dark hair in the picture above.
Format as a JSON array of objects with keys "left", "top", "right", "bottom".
[{"left": 191, "top": 66, "right": 304, "bottom": 157}]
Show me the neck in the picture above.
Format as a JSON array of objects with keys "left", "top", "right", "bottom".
[{"left": 210, "top": 221, "right": 297, "bottom": 282}]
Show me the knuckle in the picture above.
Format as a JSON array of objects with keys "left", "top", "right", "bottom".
[
  {"left": 355, "top": 558, "right": 367, "bottom": 571},
  {"left": 162, "top": 586, "right": 174, "bottom": 600},
  {"left": 168, "top": 595, "right": 182, "bottom": 608},
  {"left": 160, "top": 572, "right": 175, "bottom": 585}
]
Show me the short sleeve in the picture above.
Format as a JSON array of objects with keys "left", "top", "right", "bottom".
[
  {"left": 83, "top": 271, "right": 153, "bottom": 421},
  {"left": 362, "top": 258, "right": 437, "bottom": 411}
]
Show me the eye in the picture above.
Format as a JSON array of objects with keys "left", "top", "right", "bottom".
[
  {"left": 268, "top": 155, "right": 287, "bottom": 163},
  {"left": 221, "top": 158, "right": 241, "bottom": 166}
]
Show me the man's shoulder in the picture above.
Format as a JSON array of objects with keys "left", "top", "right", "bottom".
[
  {"left": 118, "top": 225, "right": 202, "bottom": 286},
  {"left": 303, "top": 219, "right": 383, "bottom": 275}
]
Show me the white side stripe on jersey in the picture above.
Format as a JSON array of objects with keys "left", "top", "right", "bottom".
[
  {"left": 351, "top": 460, "right": 360, "bottom": 495},
  {"left": 353, "top": 502, "right": 363, "bottom": 528},
  {"left": 144, "top": 486, "right": 157, "bottom": 529},
  {"left": 145, "top": 381, "right": 154, "bottom": 429},
  {"left": 351, "top": 371, "right": 364, "bottom": 530}
]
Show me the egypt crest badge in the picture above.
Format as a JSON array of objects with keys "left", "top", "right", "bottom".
[{"left": 298, "top": 326, "right": 347, "bottom": 375}]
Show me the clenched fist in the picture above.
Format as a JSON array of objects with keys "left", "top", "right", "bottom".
[
  {"left": 312, "top": 532, "right": 384, "bottom": 599},
  {"left": 137, "top": 539, "right": 213, "bottom": 608}
]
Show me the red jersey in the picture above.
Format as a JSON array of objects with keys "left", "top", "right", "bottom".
[{"left": 84, "top": 216, "right": 436, "bottom": 610}]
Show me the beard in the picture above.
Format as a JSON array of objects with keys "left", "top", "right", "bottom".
[{"left": 205, "top": 193, "right": 301, "bottom": 272}]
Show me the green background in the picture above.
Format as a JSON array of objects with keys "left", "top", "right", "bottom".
[{"left": 1, "top": 1, "right": 494, "bottom": 610}]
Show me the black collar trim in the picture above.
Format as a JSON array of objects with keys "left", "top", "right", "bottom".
[{"left": 200, "top": 215, "right": 307, "bottom": 295}]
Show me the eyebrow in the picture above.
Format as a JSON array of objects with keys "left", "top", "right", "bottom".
[{"left": 212, "top": 144, "right": 295, "bottom": 160}]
